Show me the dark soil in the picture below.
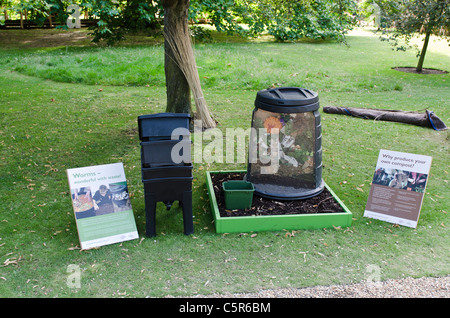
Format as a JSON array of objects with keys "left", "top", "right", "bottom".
[
  {"left": 210, "top": 172, "right": 344, "bottom": 217},
  {"left": 392, "top": 67, "right": 448, "bottom": 74}
]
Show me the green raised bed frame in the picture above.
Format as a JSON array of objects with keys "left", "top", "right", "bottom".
[{"left": 206, "top": 170, "right": 352, "bottom": 233}]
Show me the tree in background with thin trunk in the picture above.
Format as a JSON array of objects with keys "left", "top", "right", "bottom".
[{"left": 377, "top": 0, "right": 449, "bottom": 72}]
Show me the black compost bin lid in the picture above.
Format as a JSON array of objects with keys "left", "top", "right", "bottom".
[
  {"left": 255, "top": 87, "right": 319, "bottom": 113},
  {"left": 137, "top": 112, "right": 191, "bottom": 141},
  {"left": 138, "top": 112, "right": 191, "bottom": 121}
]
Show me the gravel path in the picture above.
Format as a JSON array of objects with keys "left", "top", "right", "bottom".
[{"left": 196, "top": 276, "right": 449, "bottom": 298}]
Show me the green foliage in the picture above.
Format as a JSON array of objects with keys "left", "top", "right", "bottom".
[
  {"left": 376, "top": 0, "right": 450, "bottom": 71},
  {"left": 264, "top": 0, "right": 356, "bottom": 41},
  {"left": 378, "top": 0, "right": 449, "bottom": 45},
  {"left": 190, "top": 25, "right": 214, "bottom": 43},
  {"left": 48, "top": 0, "right": 71, "bottom": 28},
  {"left": 358, "top": 0, "right": 403, "bottom": 25},
  {"left": 81, "top": 0, "right": 162, "bottom": 45},
  {"left": 122, "top": 0, "right": 161, "bottom": 31},
  {"left": 11, "top": 0, "right": 49, "bottom": 26},
  {"left": 191, "top": 0, "right": 358, "bottom": 42},
  {"left": 83, "top": 0, "right": 125, "bottom": 45},
  {"left": 190, "top": 0, "right": 255, "bottom": 38},
  {"left": 4, "top": 0, "right": 71, "bottom": 27},
  {"left": 2, "top": 0, "right": 162, "bottom": 44},
  {"left": 3, "top": 0, "right": 357, "bottom": 45}
]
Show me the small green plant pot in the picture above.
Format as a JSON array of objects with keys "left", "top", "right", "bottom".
[{"left": 222, "top": 180, "right": 255, "bottom": 210}]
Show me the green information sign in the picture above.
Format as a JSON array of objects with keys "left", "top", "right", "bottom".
[{"left": 67, "top": 163, "right": 139, "bottom": 249}]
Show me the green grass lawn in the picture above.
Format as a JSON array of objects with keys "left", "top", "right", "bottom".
[{"left": 0, "top": 28, "right": 449, "bottom": 297}]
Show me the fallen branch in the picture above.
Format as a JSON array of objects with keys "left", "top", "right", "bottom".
[{"left": 322, "top": 106, "right": 447, "bottom": 131}]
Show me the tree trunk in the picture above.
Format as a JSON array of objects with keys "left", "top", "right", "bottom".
[
  {"left": 163, "top": 0, "right": 191, "bottom": 114},
  {"left": 48, "top": 13, "right": 53, "bottom": 28},
  {"left": 416, "top": 30, "right": 431, "bottom": 73}
]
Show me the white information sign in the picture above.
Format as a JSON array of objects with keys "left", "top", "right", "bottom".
[{"left": 364, "top": 149, "right": 432, "bottom": 228}]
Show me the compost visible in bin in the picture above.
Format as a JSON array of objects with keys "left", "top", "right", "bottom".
[{"left": 247, "top": 87, "right": 324, "bottom": 200}]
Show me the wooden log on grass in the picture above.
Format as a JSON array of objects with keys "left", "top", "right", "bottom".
[{"left": 323, "top": 106, "right": 447, "bottom": 131}]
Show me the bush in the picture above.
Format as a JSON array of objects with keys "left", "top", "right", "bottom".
[{"left": 190, "top": 0, "right": 357, "bottom": 42}]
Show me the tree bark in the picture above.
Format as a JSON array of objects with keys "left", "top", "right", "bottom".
[
  {"left": 48, "top": 13, "right": 53, "bottom": 28},
  {"left": 163, "top": 0, "right": 191, "bottom": 114},
  {"left": 416, "top": 29, "right": 431, "bottom": 73}
]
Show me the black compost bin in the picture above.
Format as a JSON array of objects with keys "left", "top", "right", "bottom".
[
  {"left": 137, "top": 112, "right": 193, "bottom": 237},
  {"left": 140, "top": 139, "right": 192, "bottom": 168},
  {"left": 246, "top": 87, "right": 324, "bottom": 200},
  {"left": 142, "top": 163, "right": 193, "bottom": 180}
]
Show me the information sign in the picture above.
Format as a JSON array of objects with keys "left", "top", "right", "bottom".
[
  {"left": 67, "top": 163, "right": 139, "bottom": 249},
  {"left": 364, "top": 149, "right": 432, "bottom": 228}
]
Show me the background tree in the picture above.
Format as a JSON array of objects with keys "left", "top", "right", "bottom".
[
  {"left": 1, "top": 0, "right": 13, "bottom": 22},
  {"left": 163, "top": 0, "right": 216, "bottom": 127},
  {"left": 377, "top": 0, "right": 450, "bottom": 72},
  {"left": 162, "top": 0, "right": 191, "bottom": 115},
  {"left": 1, "top": 0, "right": 357, "bottom": 125}
]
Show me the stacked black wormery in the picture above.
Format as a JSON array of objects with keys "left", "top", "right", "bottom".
[{"left": 138, "top": 113, "right": 193, "bottom": 237}]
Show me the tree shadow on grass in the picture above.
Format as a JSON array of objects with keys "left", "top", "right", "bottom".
[{"left": 392, "top": 66, "right": 448, "bottom": 74}]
